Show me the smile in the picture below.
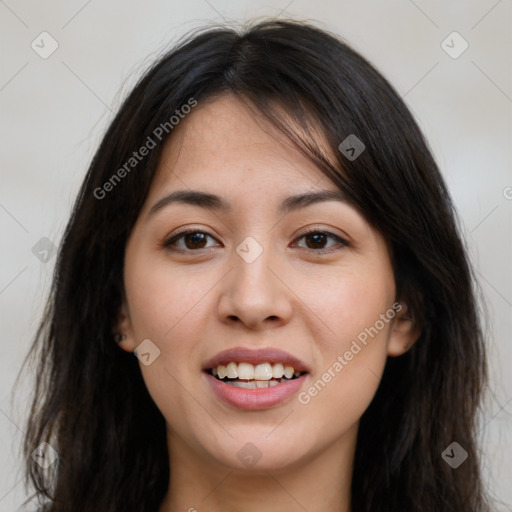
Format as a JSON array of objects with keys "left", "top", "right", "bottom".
[
  {"left": 202, "top": 346, "right": 310, "bottom": 409},
  {"left": 207, "top": 362, "right": 306, "bottom": 389}
]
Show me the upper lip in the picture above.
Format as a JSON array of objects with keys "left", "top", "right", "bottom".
[{"left": 202, "top": 346, "right": 310, "bottom": 373}]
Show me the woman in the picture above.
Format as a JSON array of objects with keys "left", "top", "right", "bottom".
[{"left": 19, "top": 19, "right": 490, "bottom": 511}]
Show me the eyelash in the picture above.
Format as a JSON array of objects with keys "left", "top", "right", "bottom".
[{"left": 162, "top": 227, "right": 350, "bottom": 254}]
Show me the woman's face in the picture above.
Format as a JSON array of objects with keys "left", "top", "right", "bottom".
[{"left": 118, "top": 94, "right": 415, "bottom": 473}]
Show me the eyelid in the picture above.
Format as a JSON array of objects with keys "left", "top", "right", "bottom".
[
  {"left": 292, "top": 227, "right": 351, "bottom": 253},
  {"left": 162, "top": 227, "right": 219, "bottom": 250}
]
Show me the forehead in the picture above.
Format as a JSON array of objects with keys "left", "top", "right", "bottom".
[{"left": 147, "top": 94, "right": 340, "bottom": 195}]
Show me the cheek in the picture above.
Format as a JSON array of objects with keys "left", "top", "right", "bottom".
[
  {"left": 124, "top": 254, "right": 214, "bottom": 340},
  {"left": 297, "top": 265, "right": 394, "bottom": 422},
  {"left": 123, "top": 254, "right": 214, "bottom": 398},
  {"left": 308, "top": 264, "right": 395, "bottom": 347},
  {"left": 124, "top": 269, "right": 205, "bottom": 431}
]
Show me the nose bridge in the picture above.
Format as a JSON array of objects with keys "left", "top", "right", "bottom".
[
  {"left": 233, "top": 233, "right": 277, "bottom": 302},
  {"left": 235, "top": 234, "right": 273, "bottom": 288},
  {"left": 217, "top": 233, "right": 292, "bottom": 328}
]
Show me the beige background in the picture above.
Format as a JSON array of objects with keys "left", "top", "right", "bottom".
[{"left": 0, "top": 0, "right": 511, "bottom": 510}]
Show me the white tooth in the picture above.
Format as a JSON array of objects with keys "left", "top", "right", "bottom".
[
  {"left": 272, "top": 363, "right": 284, "bottom": 378},
  {"left": 237, "top": 362, "right": 254, "bottom": 380},
  {"left": 269, "top": 380, "right": 280, "bottom": 387},
  {"left": 217, "top": 364, "right": 227, "bottom": 379},
  {"left": 229, "top": 380, "right": 256, "bottom": 389},
  {"left": 226, "top": 362, "right": 238, "bottom": 378},
  {"left": 212, "top": 367, "right": 218, "bottom": 376},
  {"left": 254, "top": 363, "right": 273, "bottom": 380},
  {"left": 256, "top": 380, "right": 270, "bottom": 388},
  {"left": 283, "top": 366, "right": 294, "bottom": 379}
]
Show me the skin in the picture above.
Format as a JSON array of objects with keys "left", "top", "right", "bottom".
[{"left": 116, "top": 94, "right": 419, "bottom": 512}]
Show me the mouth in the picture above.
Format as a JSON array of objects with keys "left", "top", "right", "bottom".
[
  {"left": 202, "top": 347, "right": 310, "bottom": 410},
  {"left": 205, "top": 362, "right": 307, "bottom": 389}
]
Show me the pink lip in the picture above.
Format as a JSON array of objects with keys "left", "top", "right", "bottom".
[
  {"left": 204, "top": 372, "right": 309, "bottom": 410},
  {"left": 202, "top": 346, "right": 311, "bottom": 373},
  {"left": 202, "top": 346, "right": 310, "bottom": 410}
]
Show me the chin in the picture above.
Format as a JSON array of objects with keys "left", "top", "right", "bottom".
[{"left": 198, "top": 428, "right": 312, "bottom": 472}]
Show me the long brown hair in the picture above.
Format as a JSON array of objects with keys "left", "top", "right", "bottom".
[{"left": 17, "top": 19, "right": 490, "bottom": 511}]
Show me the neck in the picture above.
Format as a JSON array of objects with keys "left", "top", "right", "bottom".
[{"left": 158, "top": 424, "right": 357, "bottom": 512}]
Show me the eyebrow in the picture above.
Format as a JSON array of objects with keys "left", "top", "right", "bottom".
[{"left": 147, "top": 189, "right": 348, "bottom": 219}]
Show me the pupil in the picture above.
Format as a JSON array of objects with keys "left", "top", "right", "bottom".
[
  {"left": 307, "top": 233, "right": 325, "bottom": 249},
  {"left": 186, "top": 233, "right": 206, "bottom": 249}
]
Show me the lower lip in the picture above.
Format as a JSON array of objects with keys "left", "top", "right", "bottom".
[{"left": 204, "top": 372, "right": 308, "bottom": 410}]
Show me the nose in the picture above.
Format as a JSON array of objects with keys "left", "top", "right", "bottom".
[{"left": 216, "top": 240, "right": 293, "bottom": 331}]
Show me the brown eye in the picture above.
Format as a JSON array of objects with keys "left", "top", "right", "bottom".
[
  {"left": 163, "top": 230, "right": 218, "bottom": 251},
  {"left": 294, "top": 230, "right": 350, "bottom": 253},
  {"left": 304, "top": 232, "right": 328, "bottom": 249}
]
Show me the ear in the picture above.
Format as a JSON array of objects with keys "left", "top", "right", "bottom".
[
  {"left": 387, "top": 301, "right": 422, "bottom": 357},
  {"left": 112, "top": 298, "right": 138, "bottom": 353}
]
